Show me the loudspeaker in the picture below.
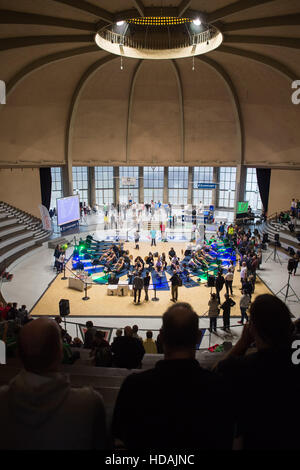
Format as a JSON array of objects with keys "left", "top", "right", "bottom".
[
  {"left": 59, "top": 299, "right": 70, "bottom": 317},
  {"left": 207, "top": 275, "right": 215, "bottom": 287},
  {"left": 274, "top": 233, "right": 280, "bottom": 242},
  {"left": 262, "top": 233, "right": 269, "bottom": 243},
  {"left": 288, "top": 258, "right": 296, "bottom": 274}
]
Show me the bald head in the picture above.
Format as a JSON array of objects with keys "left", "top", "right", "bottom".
[
  {"left": 161, "top": 303, "right": 199, "bottom": 352},
  {"left": 18, "top": 318, "right": 62, "bottom": 375}
]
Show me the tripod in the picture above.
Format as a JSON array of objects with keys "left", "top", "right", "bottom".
[
  {"left": 276, "top": 272, "right": 300, "bottom": 303},
  {"left": 265, "top": 243, "right": 282, "bottom": 265}
]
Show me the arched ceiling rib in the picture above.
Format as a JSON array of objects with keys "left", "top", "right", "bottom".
[
  {"left": 207, "top": 0, "right": 277, "bottom": 23},
  {"left": 223, "top": 34, "right": 300, "bottom": 49},
  {"left": 196, "top": 54, "right": 244, "bottom": 166},
  {"left": 0, "top": 34, "right": 94, "bottom": 51},
  {"left": 178, "top": 0, "right": 192, "bottom": 18},
  {"left": 7, "top": 45, "right": 99, "bottom": 97},
  {"left": 132, "top": 0, "right": 145, "bottom": 17},
  {"left": 126, "top": 60, "right": 143, "bottom": 164},
  {"left": 218, "top": 45, "right": 298, "bottom": 81},
  {"left": 222, "top": 14, "right": 300, "bottom": 32},
  {"left": 65, "top": 54, "right": 116, "bottom": 179},
  {"left": 0, "top": 10, "right": 96, "bottom": 32},
  {"left": 49, "top": 0, "right": 113, "bottom": 23}
]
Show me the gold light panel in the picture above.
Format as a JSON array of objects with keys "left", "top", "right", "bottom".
[{"left": 127, "top": 17, "right": 192, "bottom": 26}]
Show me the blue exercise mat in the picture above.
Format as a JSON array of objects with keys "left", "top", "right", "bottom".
[{"left": 151, "top": 270, "right": 170, "bottom": 291}]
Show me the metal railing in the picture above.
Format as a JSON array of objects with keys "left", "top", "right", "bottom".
[{"left": 99, "top": 27, "right": 216, "bottom": 51}]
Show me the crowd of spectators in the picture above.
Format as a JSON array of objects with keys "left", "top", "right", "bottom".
[
  {"left": 0, "top": 294, "right": 300, "bottom": 450},
  {"left": 0, "top": 302, "right": 31, "bottom": 324}
]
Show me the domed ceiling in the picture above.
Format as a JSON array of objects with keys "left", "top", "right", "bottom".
[{"left": 0, "top": 0, "right": 300, "bottom": 169}]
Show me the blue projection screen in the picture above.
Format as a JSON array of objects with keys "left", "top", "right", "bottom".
[{"left": 57, "top": 196, "right": 80, "bottom": 226}]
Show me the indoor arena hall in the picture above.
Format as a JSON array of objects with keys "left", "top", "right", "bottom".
[{"left": 0, "top": 0, "right": 300, "bottom": 455}]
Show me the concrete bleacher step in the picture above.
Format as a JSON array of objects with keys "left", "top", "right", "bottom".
[
  {"left": 0, "top": 240, "right": 37, "bottom": 265},
  {"left": 0, "top": 234, "right": 35, "bottom": 256},
  {"left": 0, "top": 202, "right": 50, "bottom": 278},
  {"left": 0, "top": 244, "right": 41, "bottom": 278},
  {"left": 0, "top": 218, "right": 18, "bottom": 228},
  {"left": 0, "top": 225, "right": 28, "bottom": 237},
  {"left": 0, "top": 231, "right": 34, "bottom": 249}
]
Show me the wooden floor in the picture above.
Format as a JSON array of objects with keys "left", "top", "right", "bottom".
[{"left": 31, "top": 241, "right": 272, "bottom": 318}]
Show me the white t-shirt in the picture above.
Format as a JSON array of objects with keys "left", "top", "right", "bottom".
[{"left": 241, "top": 266, "right": 247, "bottom": 279}]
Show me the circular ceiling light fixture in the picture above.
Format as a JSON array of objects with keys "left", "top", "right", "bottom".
[
  {"left": 95, "top": 13, "right": 223, "bottom": 60},
  {"left": 193, "top": 18, "right": 202, "bottom": 26}
]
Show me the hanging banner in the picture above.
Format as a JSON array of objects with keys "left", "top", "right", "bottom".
[
  {"left": 121, "top": 177, "right": 136, "bottom": 186},
  {"left": 197, "top": 183, "right": 217, "bottom": 189},
  {"left": 0, "top": 80, "right": 6, "bottom": 104},
  {"left": 39, "top": 204, "right": 52, "bottom": 231}
]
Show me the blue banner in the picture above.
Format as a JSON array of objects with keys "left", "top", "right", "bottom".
[
  {"left": 60, "top": 221, "right": 79, "bottom": 233},
  {"left": 197, "top": 183, "right": 217, "bottom": 189}
]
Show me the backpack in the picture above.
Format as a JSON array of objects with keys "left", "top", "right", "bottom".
[{"left": 95, "top": 346, "right": 113, "bottom": 367}]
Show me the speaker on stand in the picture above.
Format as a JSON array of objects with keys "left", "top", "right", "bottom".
[{"left": 59, "top": 299, "right": 70, "bottom": 332}]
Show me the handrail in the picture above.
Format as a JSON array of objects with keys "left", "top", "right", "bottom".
[
  {"left": 60, "top": 317, "right": 242, "bottom": 350},
  {"left": 99, "top": 26, "right": 217, "bottom": 51}
]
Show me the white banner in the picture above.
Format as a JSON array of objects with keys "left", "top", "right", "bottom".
[
  {"left": 121, "top": 176, "right": 136, "bottom": 186},
  {"left": 39, "top": 204, "right": 52, "bottom": 231},
  {"left": 0, "top": 80, "right": 6, "bottom": 104}
]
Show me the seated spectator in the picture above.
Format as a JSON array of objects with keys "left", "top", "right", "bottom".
[
  {"left": 72, "top": 337, "right": 83, "bottom": 348},
  {"left": 132, "top": 324, "right": 142, "bottom": 342},
  {"left": 112, "top": 303, "right": 234, "bottom": 449},
  {"left": 111, "top": 326, "right": 145, "bottom": 369},
  {"left": 156, "top": 332, "right": 164, "bottom": 354},
  {"left": 91, "top": 331, "right": 112, "bottom": 367},
  {"left": 215, "top": 294, "right": 300, "bottom": 450},
  {"left": 0, "top": 318, "right": 106, "bottom": 450},
  {"left": 62, "top": 334, "right": 80, "bottom": 365},
  {"left": 143, "top": 331, "right": 157, "bottom": 354},
  {"left": 0, "top": 302, "right": 11, "bottom": 321},
  {"left": 17, "top": 305, "right": 32, "bottom": 325},
  {"left": 7, "top": 302, "right": 19, "bottom": 321},
  {"left": 168, "top": 247, "right": 176, "bottom": 260},
  {"left": 84, "top": 321, "right": 96, "bottom": 349}
]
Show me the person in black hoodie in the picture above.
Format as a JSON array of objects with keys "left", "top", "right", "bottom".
[{"left": 220, "top": 294, "right": 236, "bottom": 331}]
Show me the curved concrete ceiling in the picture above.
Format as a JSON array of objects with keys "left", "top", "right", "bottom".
[{"left": 0, "top": 0, "right": 299, "bottom": 169}]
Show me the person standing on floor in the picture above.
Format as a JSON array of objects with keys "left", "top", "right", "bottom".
[
  {"left": 224, "top": 268, "right": 234, "bottom": 296},
  {"left": 208, "top": 293, "right": 219, "bottom": 333},
  {"left": 240, "top": 262, "right": 248, "bottom": 289},
  {"left": 150, "top": 228, "right": 157, "bottom": 247},
  {"left": 220, "top": 294, "right": 236, "bottom": 331},
  {"left": 133, "top": 272, "right": 144, "bottom": 304},
  {"left": 293, "top": 253, "right": 299, "bottom": 275},
  {"left": 134, "top": 230, "right": 140, "bottom": 250},
  {"left": 239, "top": 290, "right": 251, "bottom": 324},
  {"left": 170, "top": 271, "right": 181, "bottom": 303},
  {"left": 143, "top": 271, "right": 150, "bottom": 301},
  {"left": 215, "top": 271, "right": 225, "bottom": 303}
]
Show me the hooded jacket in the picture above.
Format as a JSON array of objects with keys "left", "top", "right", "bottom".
[{"left": 0, "top": 369, "right": 106, "bottom": 450}]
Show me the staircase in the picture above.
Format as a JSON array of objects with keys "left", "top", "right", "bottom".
[
  {"left": 257, "top": 219, "right": 300, "bottom": 253},
  {"left": 0, "top": 202, "right": 51, "bottom": 292}
]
